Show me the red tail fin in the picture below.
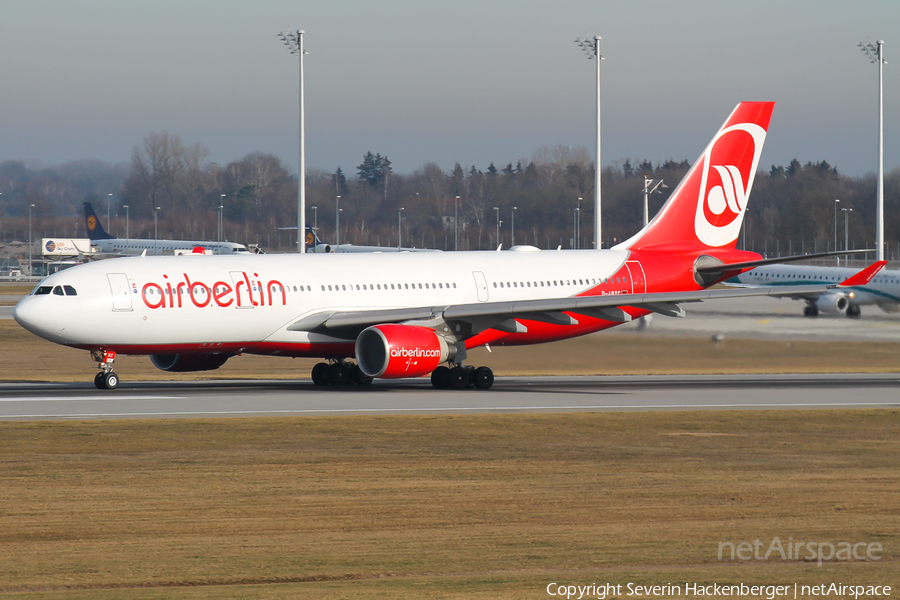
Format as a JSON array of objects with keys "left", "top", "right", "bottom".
[
  {"left": 839, "top": 261, "right": 887, "bottom": 287},
  {"left": 617, "top": 102, "right": 774, "bottom": 252}
]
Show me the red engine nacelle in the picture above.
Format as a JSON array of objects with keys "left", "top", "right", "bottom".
[
  {"left": 150, "top": 353, "right": 233, "bottom": 372},
  {"left": 356, "top": 324, "right": 451, "bottom": 379}
]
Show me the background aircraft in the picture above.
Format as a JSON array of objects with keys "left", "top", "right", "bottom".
[
  {"left": 728, "top": 263, "right": 900, "bottom": 317},
  {"left": 16, "top": 102, "right": 884, "bottom": 392},
  {"left": 301, "top": 226, "right": 441, "bottom": 253},
  {"left": 84, "top": 202, "right": 251, "bottom": 256}
]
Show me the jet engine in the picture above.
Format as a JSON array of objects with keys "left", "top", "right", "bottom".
[
  {"left": 815, "top": 293, "right": 850, "bottom": 315},
  {"left": 150, "top": 353, "right": 233, "bottom": 372},
  {"left": 355, "top": 324, "right": 452, "bottom": 378}
]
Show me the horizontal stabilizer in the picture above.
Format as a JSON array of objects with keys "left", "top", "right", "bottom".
[{"left": 696, "top": 249, "right": 877, "bottom": 275}]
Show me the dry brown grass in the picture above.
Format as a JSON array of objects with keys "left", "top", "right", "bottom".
[
  {"left": 0, "top": 412, "right": 896, "bottom": 598},
  {"left": 3, "top": 318, "right": 900, "bottom": 383}
]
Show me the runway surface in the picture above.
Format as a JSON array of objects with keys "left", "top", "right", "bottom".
[{"left": 1, "top": 374, "right": 898, "bottom": 420}]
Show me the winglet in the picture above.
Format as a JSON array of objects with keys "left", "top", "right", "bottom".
[{"left": 837, "top": 261, "right": 888, "bottom": 287}]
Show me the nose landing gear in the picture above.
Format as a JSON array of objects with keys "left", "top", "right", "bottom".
[{"left": 91, "top": 349, "right": 120, "bottom": 390}]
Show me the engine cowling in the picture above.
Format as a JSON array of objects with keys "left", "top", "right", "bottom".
[
  {"left": 816, "top": 293, "right": 850, "bottom": 315},
  {"left": 356, "top": 324, "right": 451, "bottom": 379},
  {"left": 150, "top": 353, "right": 232, "bottom": 372}
]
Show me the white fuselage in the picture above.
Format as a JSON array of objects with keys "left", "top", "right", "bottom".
[
  {"left": 92, "top": 238, "right": 250, "bottom": 256},
  {"left": 15, "top": 249, "right": 636, "bottom": 354}
]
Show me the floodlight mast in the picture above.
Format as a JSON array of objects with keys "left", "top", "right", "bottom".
[
  {"left": 574, "top": 35, "right": 602, "bottom": 248},
  {"left": 859, "top": 40, "right": 886, "bottom": 261},
  {"left": 642, "top": 176, "right": 666, "bottom": 228},
  {"left": 279, "top": 29, "right": 308, "bottom": 253}
]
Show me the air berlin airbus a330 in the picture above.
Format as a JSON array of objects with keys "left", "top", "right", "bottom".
[{"left": 14, "top": 103, "right": 885, "bottom": 390}]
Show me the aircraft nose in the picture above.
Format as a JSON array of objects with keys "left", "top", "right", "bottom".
[{"left": 13, "top": 297, "right": 58, "bottom": 340}]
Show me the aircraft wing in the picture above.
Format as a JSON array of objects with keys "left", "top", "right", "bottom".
[
  {"left": 288, "top": 262, "right": 888, "bottom": 338},
  {"left": 286, "top": 262, "right": 888, "bottom": 339}
]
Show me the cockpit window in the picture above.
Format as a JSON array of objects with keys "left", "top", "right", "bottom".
[
  {"left": 53, "top": 286, "right": 65, "bottom": 296},
  {"left": 34, "top": 286, "right": 52, "bottom": 295},
  {"left": 63, "top": 285, "right": 77, "bottom": 296}
]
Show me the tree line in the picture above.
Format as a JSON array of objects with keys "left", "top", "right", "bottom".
[{"left": 1, "top": 131, "right": 899, "bottom": 255}]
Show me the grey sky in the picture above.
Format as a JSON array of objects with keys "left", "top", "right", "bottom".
[{"left": 1, "top": 0, "right": 897, "bottom": 177}]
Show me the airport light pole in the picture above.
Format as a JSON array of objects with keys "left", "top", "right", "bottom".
[
  {"left": 859, "top": 40, "right": 886, "bottom": 261},
  {"left": 219, "top": 194, "right": 226, "bottom": 243},
  {"left": 335, "top": 195, "right": 340, "bottom": 252},
  {"left": 642, "top": 176, "right": 666, "bottom": 228},
  {"left": 311, "top": 205, "right": 317, "bottom": 230},
  {"left": 511, "top": 206, "right": 517, "bottom": 247},
  {"left": 834, "top": 199, "right": 840, "bottom": 265},
  {"left": 28, "top": 204, "right": 34, "bottom": 276},
  {"left": 107, "top": 193, "right": 113, "bottom": 232},
  {"left": 153, "top": 207, "right": 161, "bottom": 256},
  {"left": 278, "top": 29, "right": 308, "bottom": 253},
  {"left": 574, "top": 206, "right": 580, "bottom": 249},
  {"left": 493, "top": 206, "right": 500, "bottom": 248},
  {"left": 575, "top": 35, "right": 602, "bottom": 249},
  {"left": 842, "top": 207, "right": 853, "bottom": 260},
  {"left": 122, "top": 205, "right": 129, "bottom": 254},
  {"left": 455, "top": 196, "right": 460, "bottom": 251},
  {"left": 398, "top": 207, "right": 404, "bottom": 249}
]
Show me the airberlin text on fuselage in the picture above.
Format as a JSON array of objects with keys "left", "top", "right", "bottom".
[{"left": 141, "top": 272, "right": 286, "bottom": 309}]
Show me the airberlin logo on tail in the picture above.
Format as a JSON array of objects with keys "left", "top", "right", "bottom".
[{"left": 693, "top": 123, "right": 766, "bottom": 247}]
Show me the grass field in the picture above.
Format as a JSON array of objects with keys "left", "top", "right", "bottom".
[{"left": 0, "top": 411, "right": 896, "bottom": 598}]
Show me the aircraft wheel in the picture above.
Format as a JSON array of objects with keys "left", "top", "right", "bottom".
[
  {"left": 350, "top": 364, "right": 373, "bottom": 386},
  {"left": 473, "top": 366, "right": 494, "bottom": 390},
  {"left": 803, "top": 305, "right": 818, "bottom": 317},
  {"left": 846, "top": 305, "right": 861, "bottom": 318},
  {"left": 103, "top": 372, "right": 119, "bottom": 390},
  {"left": 94, "top": 372, "right": 106, "bottom": 389},
  {"left": 327, "top": 363, "right": 351, "bottom": 385},
  {"left": 311, "top": 362, "right": 329, "bottom": 386},
  {"left": 431, "top": 366, "right": 450, "bottom": 389},
  {"left": 448, "top": 366, "right": 468, "bottom": 390}
]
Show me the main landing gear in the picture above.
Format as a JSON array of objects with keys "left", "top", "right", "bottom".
[
  {"left": 430, "top": 365, "right": 494, "bottom": 390},
  {"left": 91, "top": 349, "right": 120, "bottom": 390},
  {"left": 310, "top": 360, "right": 373, "bottom": 386}
]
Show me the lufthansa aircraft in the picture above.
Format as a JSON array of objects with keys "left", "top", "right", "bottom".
[
  {"left": 84, "top": 202, "right": 250, "bottom": 255},
  {"left": 302, "top": 226, "right": 441, "bottom": 253},
  {"left": 729, "top": 263, "right": 900, "bottom": 317},
  {"left": 15, "top": 103, "right": 885, "bottom": 391}
]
